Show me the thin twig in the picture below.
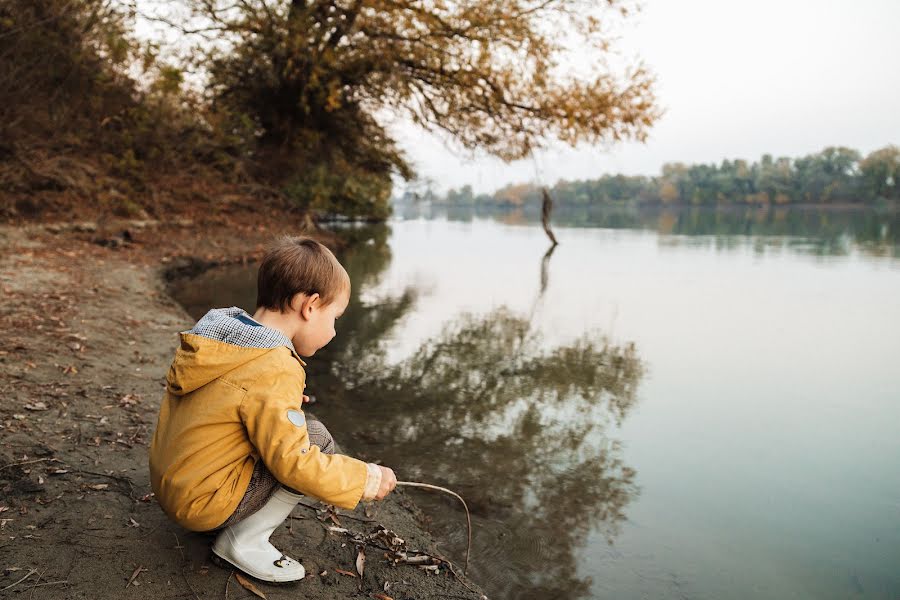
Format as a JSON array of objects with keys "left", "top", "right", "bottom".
[
  {"left": 1, "top": 568, "right": 37, "bottom": 591},
  {"left": 28, "top": 569, "right": 44, "bottom": 600},
  {"left": 173, "top": 532, "right": 185, "bottom": 561},
  {"left": 182, "top": 562, "right": 201, "bottom": 599},
  {"left": 125, "top": 566, "right": 145, "bottom": 589},
  {"left": 335, "top": 511, "right": 375, "bottom": 523},
  {"left": 21, "top": 579, "right": 68, "bottom": 590},
  {"left": 295, "top": 500, "right": 375, "bottom": 523},
  {"left": 296, "top": 500, "right": 324, "bottom": 512},
  {"left": 396, "top": 481, "right": 472, "bottom": 575},
  {"left": 173, "top": 533, "right": 200, "bottom": 600},
  {"left": 442, "top": 558, "right": 485, "bottom": 599},
  {"left": 0, "top": 458, "right": 59, "bottom": 471}
]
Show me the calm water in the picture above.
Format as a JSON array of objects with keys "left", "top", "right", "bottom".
[{"left": 173, "top": 207, "right": 900, "bottom": 600}]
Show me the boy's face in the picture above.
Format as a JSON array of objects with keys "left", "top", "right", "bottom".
[{"left": 293, "top": 288, "right": 349, "bottom": 357}]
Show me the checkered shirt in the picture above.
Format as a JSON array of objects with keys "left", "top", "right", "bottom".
[{"left": 188, "top": 306, "right": 294, "bottom": 350}]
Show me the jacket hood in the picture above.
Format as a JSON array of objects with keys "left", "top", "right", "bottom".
[{"left": 165, "top": 307, "right": 303, "bottom": 395}]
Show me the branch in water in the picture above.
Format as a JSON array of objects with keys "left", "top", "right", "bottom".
[
  {"left": 396, "top": 480, "right": 472, "bottom": 575},
  {"left": 541, "top": 188, "right": 559, "bottom": 246}
]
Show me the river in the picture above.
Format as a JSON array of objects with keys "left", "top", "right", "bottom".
[{"left": 172, "top": 205, "right": 900, "bottom": 600}]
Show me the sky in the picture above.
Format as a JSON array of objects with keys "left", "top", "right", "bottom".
[{"left": 390, "top": 0, "right": 900, "bottom": 194}]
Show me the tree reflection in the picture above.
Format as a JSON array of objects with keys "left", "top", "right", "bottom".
[
  {"left": 306, "top": 225, "right": 645, "bottom": 599},
  {"left": 402, "top": 202, "right": 899, "bottom": 258},
  {"left": 328, "top": 308, "right": 643, "bottom": 599},
  {"left": 307, "top": 223, "right": 418, "bottom": 380}
]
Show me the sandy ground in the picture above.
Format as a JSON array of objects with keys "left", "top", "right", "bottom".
[{"left": 0, "top": 210, "right": 484, "bottom": 599}]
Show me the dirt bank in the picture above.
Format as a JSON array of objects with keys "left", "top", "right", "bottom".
[{"left": 0, "top": 210, "right": 484, "bottom": 599}]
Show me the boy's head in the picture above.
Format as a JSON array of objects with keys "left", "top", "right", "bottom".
[
  {"left": 256, "top": 236, "right": 351, "bottom": 355},
  {"left": 257, "top": 236, "right": 350, "bottom": 312}
]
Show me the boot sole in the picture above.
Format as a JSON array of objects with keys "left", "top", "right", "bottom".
[{"left": 210, "top": 551, "right": 306, "bottom": 584}]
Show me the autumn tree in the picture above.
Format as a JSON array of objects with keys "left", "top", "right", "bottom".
[
  {"left": 859, "top": 145, "right": 900, "bottom": 201},
  {"left": 157, "top": 0, "right": 658, "bottom": 217},
  {"left": 0, "top": 0, "right": 230, "bottom": 218}
]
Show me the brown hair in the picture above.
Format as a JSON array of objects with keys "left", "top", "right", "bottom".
[{"left": 256, "top": 236, "right": 350, "bottom": 312}]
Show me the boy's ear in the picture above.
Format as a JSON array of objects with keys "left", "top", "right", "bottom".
[{"left": 291, "top": 292, "right": 320, "bottom": 321}]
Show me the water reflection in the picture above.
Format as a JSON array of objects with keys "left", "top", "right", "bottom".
[
  {"left": 308, "top": 229, "right": 645, "bottom": 599},
  {"left": 395, "top": 203, "right": 899, "bottom": 258}
]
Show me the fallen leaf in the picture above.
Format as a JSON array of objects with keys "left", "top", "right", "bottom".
[
  {"left": 128, "top": 518, "right": 140, "bottom": 528},
  {"left": 0, "top": 507, "right": 7, "bottom": 514},
  {"left": 125, "top": 565, "right": 145, "bottom": 589},
  {"left": 334, "top": 568, "right": 357, "bottom": 578},
  {"left": 119, "top": 394, "right": 140, "bottom": 407},
  {"left": 235, "top": 572, "right": 267, "bottom": 599},
  {"left": 356, "top": 546, "right": 366, "bottom": 578},
  {"left": 372, "top": 594, "right": 394, "bottom": 600},
  {"left": 87, "top": 484, "right": 109, "bottom": 491},
  {"left": 50, "top": 469, "right": 69, "bottom": 475},
  {"left": 24, "top": 402, "right": 48, "bottom": 411}
]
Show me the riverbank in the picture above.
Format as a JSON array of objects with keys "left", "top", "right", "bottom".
[{"left": 0, "top": 209, "right": 484, "bottom": 599}]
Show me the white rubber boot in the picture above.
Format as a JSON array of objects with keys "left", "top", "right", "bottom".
[{"left": 211, "top": 488, "right": 306, "bottom": 582}]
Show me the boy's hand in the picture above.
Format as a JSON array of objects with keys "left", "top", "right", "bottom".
[{"left": 375, "top": 466, "right": 397, "bottom": 500}]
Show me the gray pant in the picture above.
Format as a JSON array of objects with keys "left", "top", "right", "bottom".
[{"left": 216, "top": 418, "right": 336, "bottom": 529}]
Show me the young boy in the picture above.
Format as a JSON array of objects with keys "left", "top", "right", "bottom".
[{"left": 149, "top": 236, "right": 397, "bottom": 583}]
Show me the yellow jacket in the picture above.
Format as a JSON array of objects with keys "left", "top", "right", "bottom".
[{"left": 149, "top": 329, "right": 370, "bottom": 532}]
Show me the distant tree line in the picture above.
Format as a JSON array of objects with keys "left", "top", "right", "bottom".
[{"left": 418, "top": 146, "right": 900, "bottom": 209}]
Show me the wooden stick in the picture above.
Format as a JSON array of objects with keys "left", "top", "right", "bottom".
[
  {"left": 1, "top": 569, "right": 37, "bottom": 591},
  {"left": 396, "top": 481, "right": 471, "bottom": 575}
]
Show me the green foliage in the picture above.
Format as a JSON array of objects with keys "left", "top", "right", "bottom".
[
  {"left": 859, "top": 145, "right": 900, "bottom": 201},
  {"left": 429, "top": 145, "right": 900, "bottom": 209},
  {"left": 282, "top": 159, "right": 393, "bottom": 220}
]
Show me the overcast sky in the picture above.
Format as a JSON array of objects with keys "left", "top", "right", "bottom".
[{"left": 391, "top": 0, "right": 900, "bottom": 194}]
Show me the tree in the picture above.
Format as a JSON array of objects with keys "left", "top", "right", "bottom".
[
  {"left": 859, "top": 145, "right": 900, "bottom": 201},
  {"left": 0, "top": 0, "right": 217, "bottom": 218},
  {"left": 161, "top": 0, "right": 658, "bottom": 217},
  {"left": 0, "top": 0, "right": 134, "bottom": 141}
]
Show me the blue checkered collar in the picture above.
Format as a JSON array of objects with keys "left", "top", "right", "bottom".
[{"left": 187, "top": 307, "right": 304, "bottom": 364}]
